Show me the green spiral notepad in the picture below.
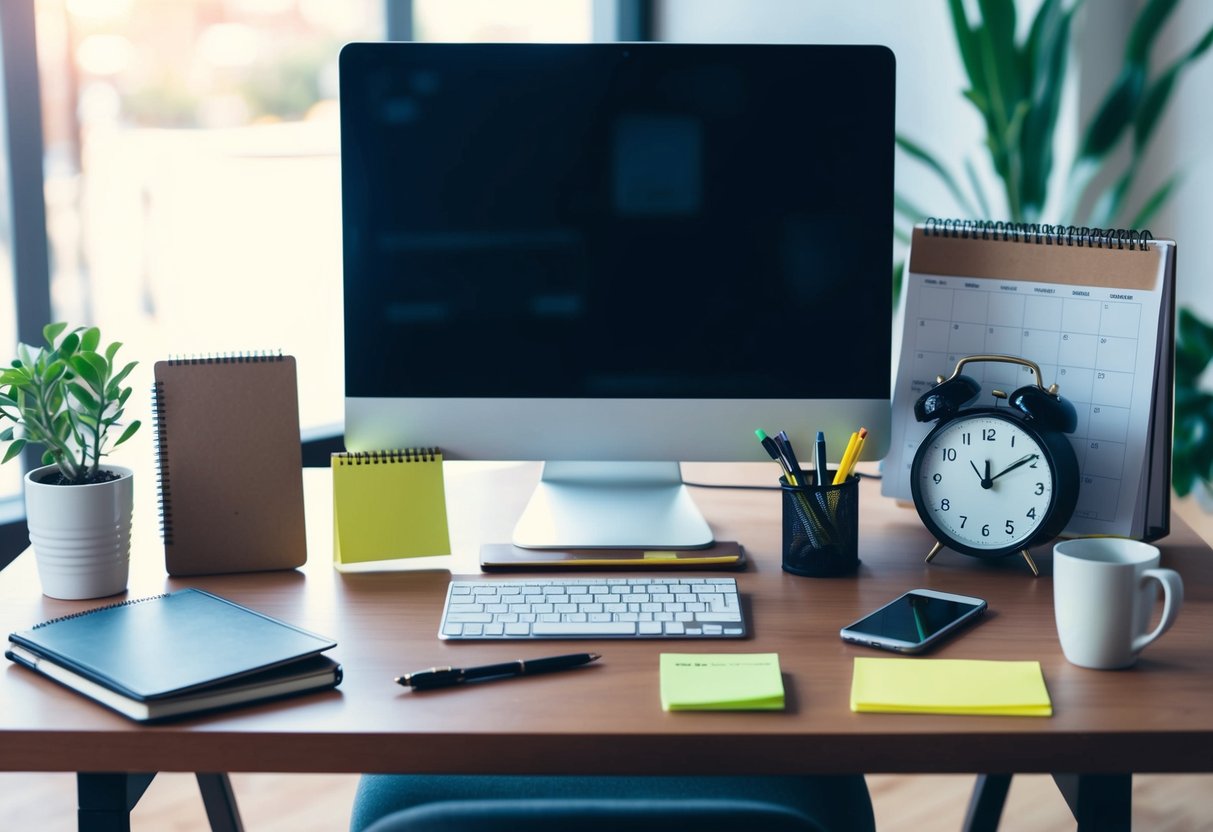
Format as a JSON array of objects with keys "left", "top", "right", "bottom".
[{"left": 331, "top": 449, "right": 451, "bottom": 566}]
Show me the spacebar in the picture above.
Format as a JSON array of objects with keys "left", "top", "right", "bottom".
[{"left": 530, "top": 622, "right": 637, "bottom": 636}]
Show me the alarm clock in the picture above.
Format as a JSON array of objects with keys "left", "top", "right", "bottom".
[{"left": 910, "top": 354, "right": 1080, "bottom": 576}]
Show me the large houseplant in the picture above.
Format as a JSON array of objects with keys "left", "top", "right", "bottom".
[
  {"left": 0, "top": 323, "right": 141, "bottom": 599},
  {"left": 896, "top": 0, "right": 1213, "bottom": 500}
]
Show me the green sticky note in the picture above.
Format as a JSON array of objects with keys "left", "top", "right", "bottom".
[
  {"left": 850, "top": 657, "right": 1052, "bottom": 717},
  {"left": 660, "top": 653, "right": 785, "bottom": 711}
]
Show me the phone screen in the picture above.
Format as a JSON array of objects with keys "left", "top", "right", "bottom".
[{"left": 846, "top": 592, "right": 983, "bottom": 645}]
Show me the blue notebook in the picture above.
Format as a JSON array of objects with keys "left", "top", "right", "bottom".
[{"left": 6, "top": 589, "right": 340, "bottom": 721}]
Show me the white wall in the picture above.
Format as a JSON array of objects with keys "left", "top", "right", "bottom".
[{"left": 658, "top": 0, "right": 1209, "bottom": 316}]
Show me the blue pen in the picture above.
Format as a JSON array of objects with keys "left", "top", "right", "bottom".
[
  {"left": 775, "top": 431, "right": 806, "bottom": 484},
  {"left": 814, "top": 431, "right": 829, "bottom": 486}
]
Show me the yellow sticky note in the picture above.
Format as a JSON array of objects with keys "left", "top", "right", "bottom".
[
  {"left": 850, "top": 657, "right": 1052, "bottom": 717},
  {"left": 660, "top": 653, "right": 785, "bottom": 711},
  {"left": 332, "top": 450, "right": 451, "bottom": 565}
]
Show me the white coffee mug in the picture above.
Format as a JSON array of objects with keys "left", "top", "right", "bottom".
[{"left": 1053, "top": 538, "right": 1183, "bottom": 669}]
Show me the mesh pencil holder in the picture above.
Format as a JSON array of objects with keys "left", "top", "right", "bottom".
[{"left": 780, "top": 473, "right": 860, "bottom": 577}]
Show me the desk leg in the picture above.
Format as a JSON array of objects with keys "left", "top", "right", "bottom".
[
  {"left": 962, "top": 773, "right": 1012, "bottom": 832},
  {"left": 1052, "top": 773, "right": 1131, "bottom": 832},
  {"left": 196, "top": 773, "right": 245, "bottom": 832},
  {"left": 77, "top": 772, "right": 155, "bottom": 832}
]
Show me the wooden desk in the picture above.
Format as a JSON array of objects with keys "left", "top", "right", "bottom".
[{"left": 2, "top": 462, "right": 1211, "bottom": 829}]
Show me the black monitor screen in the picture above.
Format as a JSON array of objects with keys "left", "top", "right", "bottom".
[{"left": 340, "top": 43, "right": 894, "bottom": 399}]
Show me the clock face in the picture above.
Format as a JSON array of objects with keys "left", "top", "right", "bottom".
[{"left": 912, "top": 412, "right": 1057, "bottom": 556}]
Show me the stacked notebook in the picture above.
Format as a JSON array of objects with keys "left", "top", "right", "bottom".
[{"left": 5, "top": 589, "right": 341, "bottom": 722}]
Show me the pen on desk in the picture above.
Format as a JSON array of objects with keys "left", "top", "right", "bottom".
[
  {"left": 396, "top": 653, "right": 601, "bottom": 690},
  {"left": 814, "top": 431, "right": 829, "bottom": 486},
  {"left": 755, "top": 429, "right": 797, "bottom": 485},
  {"left": 775, "top": 430, "right": 806, "bottom": 484}
]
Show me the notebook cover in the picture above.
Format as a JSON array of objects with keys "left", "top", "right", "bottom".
[
  {"left": 6, "top": 589, "right": 337, "bottom": 702},
  {"left": 5, "top": 647, "right": 341, "bottom": 723},
  {"left": 480, "top": 541, "right": 746, "bottom": 571},
  {"left": 154, "top": 355, "right": 306, "bottom": 575}
]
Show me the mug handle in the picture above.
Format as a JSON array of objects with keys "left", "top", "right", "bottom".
[{"left": 1132, "top": 568, "right": 1185, "bottom": 655}]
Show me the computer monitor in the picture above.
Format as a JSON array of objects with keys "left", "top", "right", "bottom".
[{"left": 340, "top": 42, "right": 894, "bottom": 549}]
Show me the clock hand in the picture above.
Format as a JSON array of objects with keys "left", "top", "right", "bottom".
[
  {"left": 969, "top": 459, "right": 993, "bottom": 489},
  {"left": 990, "top": 453, "right": 1040, "bottom": 482}
]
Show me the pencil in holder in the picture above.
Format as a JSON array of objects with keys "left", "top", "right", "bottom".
[{"left": 780, "top": 473, "right": 860, "bottom": 577}]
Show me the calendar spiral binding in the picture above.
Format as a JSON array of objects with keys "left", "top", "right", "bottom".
[
  {"left": 332, "top": 448, "right": 441, "bottom": 466},
  {"left": 30, "top": 593, "right": 170, "bottom": 630},
  {"left": 151, "top": 379, "right": 172, "bottom": 545},
  {"left": 165, "top": 351, "right": 284, "bottom": 366},
  {"left": 924, "top": 217, "right": 1153, "bottom": 251}
]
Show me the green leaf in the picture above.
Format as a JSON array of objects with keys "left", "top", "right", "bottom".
[
  {"left": 42, "top": 322, "right": 67, "bottom": 346},
  {"left": 1019, "top": 1, "right": 1074, "bottom": 216},
  {"left": 896, "top": 135, "right": 979, "bottom": 217},
  {"left": 2, "top": 439, "right": 25, "bottom": 464},
  {"left": 109, "top": 360, "right": 137, "bottom": 390},
  {"left": 41, "top": 450, "right": 55, "bottom": 466},
  {"left": 114, "top": 420, "right": 141, "bottom": 448},
  {"left": 118, "top": 387, "right": 132, "bottom": 407},
  {"left": 0, "top": 426, "right": 12, "bottom": 441},
  {"left": 59, "top": 332, "right": 81, "bottom": 357},
  {"left": 67, "top": 382, "right": 99, "bottom": 411},
  {"left": 1079, "top": 68, "right": 1144, "bottom": 161},
  {"left": 105, "top": 341, "right": 123, "bottom": 365},
  {"left": 1134, "top": 24, "right": 1213, "bottom": 156},
  {"left": 79, "top": 327, "right": 101, "bottom": 353},
  {"left": 1126, "top": 0, "right": 1180, "bottom": 65},
  {"left": 68, "top": 354, "right": 103, "bottom": 390},
  {"left": 947, "top": 0, "right": 987, "bottom": 97}
]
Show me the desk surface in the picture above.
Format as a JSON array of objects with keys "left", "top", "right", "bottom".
[{"left": 1, "top": 462, "right": 1211, "bottom": 775}]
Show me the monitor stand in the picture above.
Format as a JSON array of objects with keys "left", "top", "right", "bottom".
[{"left": 512, "top": 461, "right": 714, "bottom": 549}]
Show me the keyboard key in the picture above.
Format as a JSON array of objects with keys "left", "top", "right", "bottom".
[{"left": 531, "top": 622, "right": 638, "bottom": 636}]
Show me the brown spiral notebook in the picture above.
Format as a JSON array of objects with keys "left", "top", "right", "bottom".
[{"left": 153, "top": 354, "right": 307, "bottom": 576}]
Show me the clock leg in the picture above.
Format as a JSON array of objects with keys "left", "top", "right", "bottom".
[
  {"left": 925, "top": 541, "right": 944, "bottom": 563},
  {"left": 1020, "top": 549, "right": 1040, "bottom": 577}
]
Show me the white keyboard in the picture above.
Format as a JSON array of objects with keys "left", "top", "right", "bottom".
[{"left": 438, "top": 577, "right": 746, "bottom": 639}]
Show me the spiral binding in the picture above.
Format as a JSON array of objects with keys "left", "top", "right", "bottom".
[
  {"left": 30, "top": 593, "right": 170, "bottom": 629},
  {"left": 332, "top": 448, "right": 441, "bottom": 465},
  {"left": 166, "top": 351, "right": 284, "bottom": 365},
  {"left": 924, "top": 217, "right": 1153, "bottom": 251},
  {"left": 151, "top": 379, "right": 172, "bottom": 545}
]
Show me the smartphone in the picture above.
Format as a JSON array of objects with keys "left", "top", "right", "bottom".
[{"left": 840, "top": 589, "right": 987, "bottom": 654}]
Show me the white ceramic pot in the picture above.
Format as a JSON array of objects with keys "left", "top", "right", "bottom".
[{"left": 24, "top": 464, "right": 133, "bottom": 600}]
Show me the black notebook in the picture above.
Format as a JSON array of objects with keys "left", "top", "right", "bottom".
[{"left": 6, "top": 589, "right": 340, "bottom": 722}]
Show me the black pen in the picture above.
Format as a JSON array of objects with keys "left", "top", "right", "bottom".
[
  {"left": 814, "top": 430, "right": 829, "bottom": 486},
  {"left": 396, "top": 652, "right": 601, "bottom": 690},
  {"left": 775, "top": 430, "right": 806, "bottom": 484}
]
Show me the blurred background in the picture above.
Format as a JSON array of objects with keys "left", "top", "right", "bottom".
[{"left": 2, "top": 0, "right": 1211, "bottom": 506}]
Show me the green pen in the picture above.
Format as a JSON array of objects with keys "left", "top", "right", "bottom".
[{"left": 755, "top": 429, "right": 798, "bottom": 485}]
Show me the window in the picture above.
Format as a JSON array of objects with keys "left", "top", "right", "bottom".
[{"left": 0, "top": 1, "right": 608, "bottom": 507}]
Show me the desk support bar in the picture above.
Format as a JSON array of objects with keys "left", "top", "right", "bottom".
[
  {"left": 76, "top": 772, "right": 244, "bottom": 832},
  {"left": 1053, "top": 773, "right": 1131, "bottom": 832},
  {"left": 962, "top": 773, "right": 1011, "bottom": 832},
  {"left": 77, "top": 773, "right": 155, "bottom": 832}
]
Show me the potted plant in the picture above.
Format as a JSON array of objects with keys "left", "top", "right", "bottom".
[{"left": 0, "top": 323, "right": 141, "bottom": 599}]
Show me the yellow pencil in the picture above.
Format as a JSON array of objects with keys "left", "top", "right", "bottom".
[
  {"left": 832, "top": 431, "right": 861, "bottom": 485},
  {"left": 841, "top": 428, "right": 869, "bottom": 481}
]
